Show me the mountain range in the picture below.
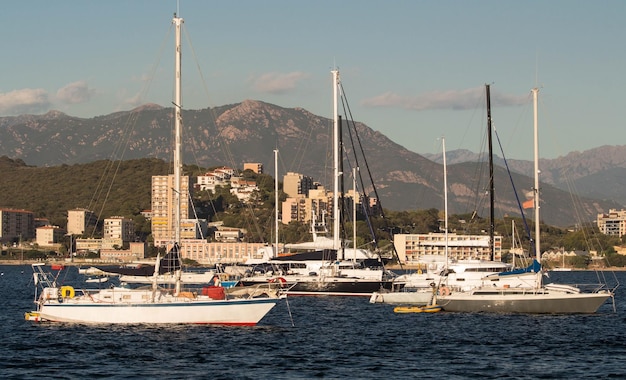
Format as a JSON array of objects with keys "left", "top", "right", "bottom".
[{"left": 0, "top": 100, "right": 623, "bottom": 227}]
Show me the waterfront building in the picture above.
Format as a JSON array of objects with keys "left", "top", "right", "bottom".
[
  {"left": 394, "top": 233, "right": 503, "bottom": 264},
  {"left": 35, "top": 225, "right": 65, "bottom": 247}
]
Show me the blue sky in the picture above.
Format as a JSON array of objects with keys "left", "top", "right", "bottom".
[{"left": 2, "top": 0, "right": 624, "bottom": 160}]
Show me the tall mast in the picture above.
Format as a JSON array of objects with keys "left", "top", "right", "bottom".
[
  {"left": 173, "top": 14, "right": 183, "bottom": 244},
  {"left": 274, "top": 149, "right": 279, "bottom": 256},
  {"left": 332, "top": 69, "right": 341, "bottom": 252},
  {"left": 173, "top": 13, "right": 183, "bottom": 295},
  {"left": 443, "top": 137, "right": 449, "bottom": 269},
  {"left": 353, "top": 167, "right": 357, "bottom": 263},
  {"left": 532, "top": 88, "right": 540, "bottom": 262},
  {"left": 486, "top": 84, "right": 495, "bottom": 261}
]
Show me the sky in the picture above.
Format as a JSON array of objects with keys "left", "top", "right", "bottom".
[{"left": 1, "top": 0, "right": 625, "bottom": 160}]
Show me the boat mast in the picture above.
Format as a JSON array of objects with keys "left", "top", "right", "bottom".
[
  {"left": 486, "top": 84, "right": 495, "bottom": 261},
  {"left": 443, "top": 137, "right": 449, "bottom": 270},
  {"left": 332, "top": 69, "right": 341, "bottom": 255},
  {"left": 173, "top": 13, "right": 184, "bottom": 295},
  {"left": 353, "top": 167, "right": 357, "bottom": 263},
  {"left": 274, "top": 149, "right": 279, "bottom": 256},
  {"left": 532, "top": 88, "right": 540, "bottom": 263}
]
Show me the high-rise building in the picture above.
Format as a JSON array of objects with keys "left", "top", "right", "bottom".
[
  {"left": 151, "top": 174, "right": 193, "bottom": 247},
  {"left": 0, "top": 208, "right": 35, "bottom": 243},
  {"left": 283, "top": 172, "right": 315, "bottom": 198}
]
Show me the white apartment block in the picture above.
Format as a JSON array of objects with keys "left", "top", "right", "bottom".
[
  {"left": 102, "top": 216, "right": 135, "bottom": 249},
  {"left": 151, "top": 174, "right": 192, "bottom": 247},
  {"left": 67, "top": 208, "right": 97, "bottom": 235},
  {"left": 179, "top": 239, "right": 265, "bottom": 264},
  {"left": 394, "top": 233, "right": 503, "bottom": 264},
  {"left": 104, "top": 216, "right": 135, "bottom": 241},
  {"left": 36, "top": 225, "right": 65, "bottom": 247},
  {"left": 0, "top": 208, "right": 35, "bottom": 243},
  {"left": 597, "top": 209, "right": 626, "bottom": 237}
]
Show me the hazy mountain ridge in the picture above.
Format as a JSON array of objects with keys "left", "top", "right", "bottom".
[
  {"left": 0, "top": 101, "right": 621, "bottom": 227},
  {"left": 424, "top": 146, "right": 626, "bottom": 205}
]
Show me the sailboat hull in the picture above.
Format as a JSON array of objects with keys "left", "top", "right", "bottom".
[
  {"left": 369, "top": 289, "right": 434, "bottom": 305},
  {"left": 35, "top": 287, "right": 280, "bottom": 325},
  {"left": 438, "top": 289, "right": 611, "bottom": 314},
  {"left": 241, "top": 277, "right": 393, "bottom": 296}
]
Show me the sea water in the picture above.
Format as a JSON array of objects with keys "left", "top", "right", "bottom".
[{"left": 1, "top": 265, "right": 625, "bottom": 379}]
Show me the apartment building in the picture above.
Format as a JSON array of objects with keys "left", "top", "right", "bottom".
[
  {"left": 597, "top": 209, "right": 626, "bottom": 236},
  {"left": 35, "top": 225, "right": 65, "bottom": 247},
  {"left": 283, "top": 172, "right": 315, "bottom": 198},
  {"left": 151, "top": 174, "right": 193, "bottom": 247},
  {"left": 102, "top": 216, "right": 135, "bottom": 249},
  {"left": 243, "top": 162, "right": 263, "bottom": 174},
  {"left": 67, "top": 208, "right": 97, "bottom": 235},
  {"left": 394, "top": 233, "right": 503, "bottom": 264},
  {"left": 0, "top": 208, "right": 35, "bottom": 243}
]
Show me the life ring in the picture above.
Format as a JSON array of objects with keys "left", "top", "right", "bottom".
[
  {"left": 60, "top": 285, "right": 75, "bottom": 298},
  {"left": 269, "top": 277, "right": 287, "bottom": 287},
  {"left": 438, "top": 286, "right": 450, "bottom": 296}
]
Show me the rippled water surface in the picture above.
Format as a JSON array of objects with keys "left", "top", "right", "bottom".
[{"left": 2, "top": 265, "right": 625, "bottom": 379}]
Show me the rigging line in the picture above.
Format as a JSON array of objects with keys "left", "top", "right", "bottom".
[
  {"left": 183, "top": 25, "right": 238, "bottom": 179},
  {"left": 338, "top": 88, "right": 379, "bottom": 250},
  {"left": 86, "top": 22, "right": 172, "bottom": 237},
  {"left": 493, "top": 128, "right": 534, "bottom": 253},
  {"left": 338, "top": 84, "right": 397, "bottom": 265},
  {"left": 287, "top": 111, "right": 316, "bottom": 174},
  {"left": 339, "top": 103, "right": 377, "bottom": 250}
]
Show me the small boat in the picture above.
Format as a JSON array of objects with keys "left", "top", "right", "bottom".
[
  {"left": 394, "top": 304, "right": 442, "bottom": 313},
  {"left": 50, "top": 264, "right": 64, "bottom": 270},
  {"left": 24, "top": 311, "right": 43, "bottom": 321},
  {"left": 85, "top": 277, "right": 109, "bottom": 284}
]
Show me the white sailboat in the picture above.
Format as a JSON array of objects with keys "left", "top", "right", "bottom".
[
  {"left": 437, "top": 88, "right": 614, "bottom": 313},
  {"left": 371, "top": 86, "right": 537, "bottom": 305},
  {"left": 25, "top": 12, "right": 284, "bottom": 325},
  {"left": 236, "top": 69, "right": 394, "bottom": 296}
]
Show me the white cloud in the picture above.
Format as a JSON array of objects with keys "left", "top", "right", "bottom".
[
  {"left": 0, "top": 88, "right": 51, "bottom": 115},
  {"left": 362, "top": 87, "right": 528, "bottom": 111},
  {"left": 56, "top": 81, "right": 95, "bottom": 104},
  {"left": 251, "top": 71, "right": 310, "bottom": 94}
]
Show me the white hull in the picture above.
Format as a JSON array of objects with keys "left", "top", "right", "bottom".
[
  {"left": 119, "top": 271, "right": 215, "bottom": 284},
  {"left": 437, "top": 287, "right": 611, "bottom": 314},
  {"left": 36, "top": 287, "right": 280, "bottom": 325},
  {"left": 369, "top": 289, "right": 434, "bottom": 305},
  {"left": 393, "top": 260, "right": 538, "bottom": 292}
]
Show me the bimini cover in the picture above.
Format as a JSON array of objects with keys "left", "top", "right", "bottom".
[{"left": 498, "top": 259, "right": 541, "bottom": 276}]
